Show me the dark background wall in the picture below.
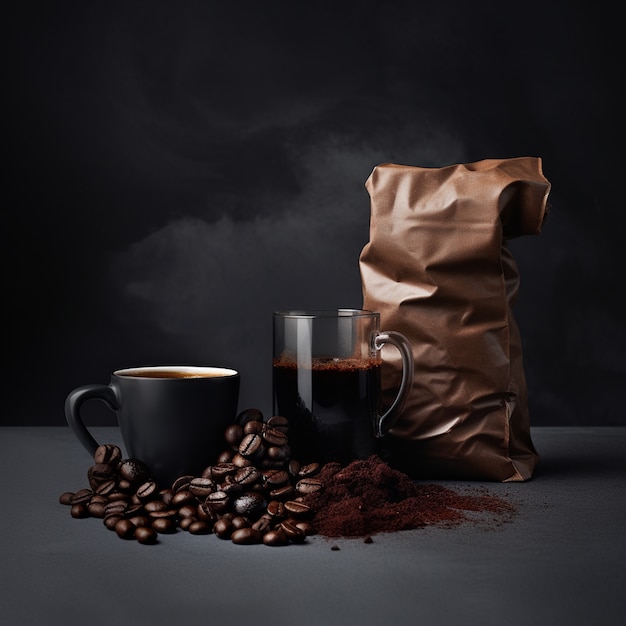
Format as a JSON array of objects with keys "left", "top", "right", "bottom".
[{"left": 6, "top": 0, "right": 624, "bottom": 427}]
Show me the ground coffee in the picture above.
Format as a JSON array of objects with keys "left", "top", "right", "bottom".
[{"left": 302, "top": 455, "right": 516, "bottom": 538}]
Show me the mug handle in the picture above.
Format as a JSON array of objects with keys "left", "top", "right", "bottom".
[
  {"left": 64, "top": 384, "right": 119, "bottom": 457},
  {"left": 372, "top": 331, "right": 414, "bottom": 438}
]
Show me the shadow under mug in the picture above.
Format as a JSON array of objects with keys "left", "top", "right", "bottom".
[
  {"left": 64, "top": 365, "right": 240, "bottom": 487},
  {"left": 272, "top": 309, "right": 413, "bottom": 465}
]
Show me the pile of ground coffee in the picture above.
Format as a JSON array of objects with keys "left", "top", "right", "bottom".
[{"left": 302, "top": 455, "right": 516, "bottom": 538}]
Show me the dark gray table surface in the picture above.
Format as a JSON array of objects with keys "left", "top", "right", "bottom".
[{"left": 1, "top": 426, "right": 625, "bottom": 626}]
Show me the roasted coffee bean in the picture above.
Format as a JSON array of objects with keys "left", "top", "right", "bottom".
[
  {"left": 224, "top": 424, "right": 244, "bottom": 448},
  {"left": 231, "top": 527, "right": 263, "bottom": 545},
  {"left": 59, "top": 492, "right": 74, "bottom": 505},
  {"left": 125, "top": 503, "right": 144, "bottom": 518},
  {"left": 171, "top": 475, "right": 194, "bottom": 493},
  {"left": 104, "top": 500, "right": 128, "bottom": 516},
  {"left": 210, "top": 462, "right": 237, "bottom": 481},
  {"left": 94, "top": 480, "right": 117, "bottom": 497},
  {"left": 189, "top": 477, "right": 215, "bottom": 498},
  {"left": 206, "top": 491, "right": 229, "bottom": 511},
  {"left": 298, "top": 463, "right": 321, "bottom": 478},
  {"left": 295, "top": 521, "right": 315, "bottom": 536},
  {"left": 87, "top": 464, "right": 114, "bottom": 489},
  {"left": 262, "top": 427, "right": 288, "bottom": 446},
  {"left": 136, "top": 480, "right": 159, "bottom": 502},
  {"left": 70, "top": 503, "right": 89, "bottom": 518},
  {"left": 94, "top": 444, "right": 122, "bottom": 466},
  {"left": 234, "top": 466, "right": 261, "bottom": 486},
  {"left": 115, "top": 518, "right": 136, "bottom": 539},
  {"left": 269, "top": 484, "right": 295, "bottom": 501},
  {"left": 144, "top": 500, "right": 168, "bottom": 513},
  {"left": 284, "top": 500, "right": 311, "bottom": 516},
  {"left": 87, "top": 500, "right": 106, "bottom": 518},
  {"left": 151, "top": 517, "right": 177, "bottom": 534},
  {"left": 220, "top": 480, "right": 243, "bottom": 497},
  {"left": 265, "top": 470, "right": 290, "bottom": 489},
  {"left": 267, "top": 500, "right": 286, "bottom": 518},
  {"left": 117, "top": 478, "right": 134, "bottom": 492},
  {"left": 128, "top": 515, "right": 150, "bottom": 528},
  {"left": 188, "top": 520, "right": 212, "bottom": 535},
  {"left": 70, "top": 488, "right": 93, "bottom": 505},
  {"left": 178, "top": 504, "right": 198, "bottom": 519},
  {"left": 235, "top": 408, "right": 264, "bottom": 426},
  {"left": 159, "top": 488, "right": 174, "bottom": 506},
  {"left": 231, "top": 453, "right": 252, "bottom": 468},
  {"left": 288, "top": 459, "right": 301, "bottom": 477},
  {"left": 296, "top": 478, "right": 323, "bottom": 494},
  {"left": 213, "top": 517, "right": 234, "bottom": 539},
  {"left": 243, "top": 420, "right": 265, "bottom": 435},
  {"left": 105, "top": 489, "right": 129, "bottom": 502},
  {"left": 266, "top": 415, "right": 289, "bottom": 433},
  {"left": 280, "top": 520, "right": 306, "bottom": 543},
  {"left": 179, "top": 516, "right": 197, "bottom": 530},
  {"left": 233, "top": 492, "right": 265, "bottom": 517},
  {"left": 238, "top": 433, "right": 263, "bottom": 457},
  {"left": 171, "top": 490, "right": 195, "bottom": 508},
  {"left": 267, "top": 446, "right": 290, "bottom": 462},
  {"left": 104, "top": 514, "right": 123, "bottom": 530},
  {"left": 197, "top": 502, "right": 218, "bottom": 523},
  {"left": 119, "top": 459, "right": 150, "bottom": 485},
  {"left": 135, "top": 526, "right": 158, "bottom": 544},
  {"left": 263, "top": 528, "right": 290, "bottom": 546},
  {"left": 148, "top": 508, "right": 178, "bottom": 520},
  {"left": 230, "top": 516, "right": 251, "bottom": 530},
  {"left": 251, "top": 513, "right": 274, "bottom": 533},
  {"left": 216, "top": 450, "right": 234, "bottom": 464}
]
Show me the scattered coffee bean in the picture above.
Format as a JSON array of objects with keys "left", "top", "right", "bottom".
[
  {"left": 235, "top": 408, "right": 264, "bottom": 426},
  {"left": 231, "top": 527, "right": 262, "bottom": 545},
  {"left": 70, "top": 503, "right": 89, "bottom": 518},
  {"left": 189, "top": 477, "right": 214, "bottom": 498},
  {"left": 224, "top": 424, "right": 244, "bottom": 448},
  {"left": 59, "top": 492, "right": 74, "bottom": 505},
  {"left": 171, "top": 475, "right": 194, "bottom": 493},
  {"left": 119, "top": 459, "right": 150, "bottom": 485},
  {"left": 94, "top": 444, "right": 122, "bottom": 467},
  {"left": 135, "top": 526, "right": 158, "bottom": 544},
  {"left": 266, "top": 415, "right": 289, "bottom": 433},
  {"left": 115, "top": 518, "right": 136, "bottom": 539},
  {"left": 295, "top": 478, "right": 323, "bottom": 494},
  {"left": 188, "top": 520, "right": 211, "bottom": 535},
  {"left": 263, "top": 528, "right": 290, "bottom": 546},
  {"left": 238, "top": 433, "right": 263, "bottom": 457}
]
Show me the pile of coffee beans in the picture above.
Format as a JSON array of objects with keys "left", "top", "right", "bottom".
[{"left": 59, "top": 408, "right": 323, "bottom": 546}]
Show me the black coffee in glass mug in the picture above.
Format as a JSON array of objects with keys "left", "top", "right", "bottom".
[{"left": 273, "top": 309, "right": 413, "bottom": 466}]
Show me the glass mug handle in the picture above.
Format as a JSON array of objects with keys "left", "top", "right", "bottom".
[{"left": 372, "top": 331, "right": 414, "bottom": 438}]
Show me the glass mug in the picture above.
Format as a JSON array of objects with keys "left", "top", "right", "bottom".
[{"left": 272, "top": 309, "right": 413, "bottom": 465}]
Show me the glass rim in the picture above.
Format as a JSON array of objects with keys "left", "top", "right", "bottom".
[{"left": 273, "top": 308, "right": 378, "bottom": 319}]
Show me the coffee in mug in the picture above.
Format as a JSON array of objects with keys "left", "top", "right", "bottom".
[
  {"left": 65, "top": 365, "right": 240, "bottom": 487},
  {"left": 273, "top": 310, "right": 413, "bottom": 465}
]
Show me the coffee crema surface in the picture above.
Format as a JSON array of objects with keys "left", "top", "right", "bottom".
[
  {"left": 116, "top": 367, "right": 237, "bottom": 379},
  {"left": 120, "top": 371, "right": 223, "bottom": 379}
]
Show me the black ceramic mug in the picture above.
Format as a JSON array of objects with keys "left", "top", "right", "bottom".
[{"left": 64, "top": 365, "right": 240, "bottom": 487}]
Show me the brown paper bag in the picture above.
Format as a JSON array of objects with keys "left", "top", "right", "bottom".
[{"left": 359, "top": 157, "right": 551, "bottom": 481}]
